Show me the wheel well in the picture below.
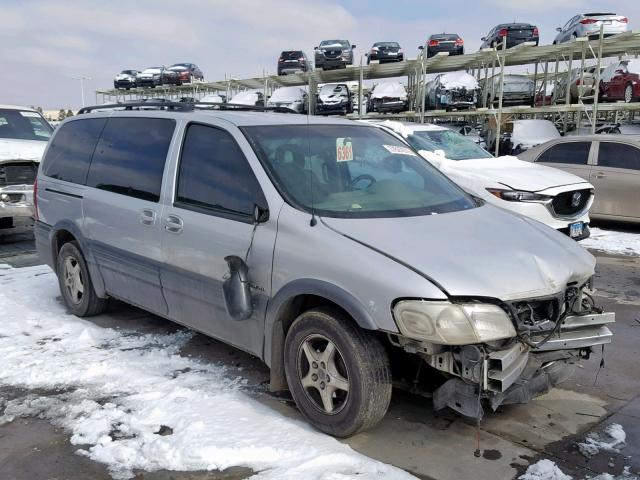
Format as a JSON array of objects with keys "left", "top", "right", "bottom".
[
  {"left": 268, "top": 294, "right": 359, "bottom": 392},
  {"left": 52, "top": 229, "right": 76, "bottom": 265}
]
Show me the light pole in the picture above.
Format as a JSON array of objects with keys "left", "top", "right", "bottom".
[{"left": 72, "top": 75, "right": 91, "bottom": 107}]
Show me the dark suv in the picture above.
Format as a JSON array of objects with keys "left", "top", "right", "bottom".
[
  {"left": 314, "top": 40, "right": 355, "bottom": 70},
  {"left": 277, "top": 51, "right": 310, "bottom": 75},
  {"left": 480, "top": 23, "right": 539, "bottom": 49}
]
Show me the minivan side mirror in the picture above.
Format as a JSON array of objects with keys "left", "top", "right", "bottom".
[
  {"left": 418, "top": 45, "right": 424, "bottom": 50},
  {"left": 314, "top": 46, "right": 318, "bottom": 50},
  {"left": 352, "top": 45, "right": 356, "bottom": 49},
  {"left": 556, "top": 27, "right": 562, "bottom": 32},
  {"left": 481, "top": 37, "right": 486, "bottom": 41},
  {"left": 253, "top": 204, "right": 269, "bottom": 224}
]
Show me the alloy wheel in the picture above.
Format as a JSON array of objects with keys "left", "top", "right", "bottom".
[
  {"left": 625, "top": 85, "right": 633, "bottom": 103},
  {"left": 297, "top": 334, "right": 350, "bottom": 414},
  {"left": 63, "top": 256, "right": 84, "bottom": 305}
]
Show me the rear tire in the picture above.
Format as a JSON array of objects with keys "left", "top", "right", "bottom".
[
  {"left": 57, "top": 241, "right": 108, "bottom": 317},
  {"left": 284, "top": 307, "right": 392, "bottom": 437}
]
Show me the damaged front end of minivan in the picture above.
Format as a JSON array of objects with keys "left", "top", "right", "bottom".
[{"left": 389, "top": 278, "right": 613, "bottom": 419}]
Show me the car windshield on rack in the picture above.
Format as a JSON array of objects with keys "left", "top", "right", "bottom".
[
  {"left": 374, "top": 42, "right": 400, "bottom": 48},
  {"left": 320, "top": 40, "right": 348, "bottom": 48},
  {"left": 0, "top": 109, "right": 53, "bottom": 142},
  {"left": 405, "top": 129, "right": 492, "bottom": 160},
  {"left": 241, "top": 124, "right": 476, "bottom": 218}
]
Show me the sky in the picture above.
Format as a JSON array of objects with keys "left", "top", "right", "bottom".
[{"left": 0, "top": 0, "right": 638, "bottom": 109}]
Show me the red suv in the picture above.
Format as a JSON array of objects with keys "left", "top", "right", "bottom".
[{"left": 600, "top": 59, "right": 640, "bottom": 103}]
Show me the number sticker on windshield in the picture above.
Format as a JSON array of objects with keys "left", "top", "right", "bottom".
[
  {"left": 20, "top": 111, "right": 41, "bottom": 118},
  {"left": 336, "top": 137, "right": 353, "bottom": 162},
  {"left": 383, "top": 145, "right": 416, "bottom": 156}
]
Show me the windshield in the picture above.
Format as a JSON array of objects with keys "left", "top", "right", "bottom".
[
  {"left": 0, "top": 109, "right": 53, "bottom": 142},
  {"left": 320, "top": 40, "right": 348, "bottom": 48},
  {"left": 319, "top": 84, "right": 348, "bottom": 96},
  {"left": 242, "top": 124, "right": 476, "bottom": 218},
  {"left": 405, "top": 129, "right": 492, "bottom": 160},
  {"left": 373, "top": 42, "right": 399, "bottom": 48}
]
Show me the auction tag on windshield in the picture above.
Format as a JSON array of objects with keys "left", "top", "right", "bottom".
[
  {"left": 336, "top": 137, "right": 353, "bottom": 162},
  {"left": 383, "top": 145, "right": 416, "bottom": 156}
]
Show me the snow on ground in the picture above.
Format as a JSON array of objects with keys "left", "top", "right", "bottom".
[
  {"left": 582, "top": 228, "right": 640, "bottom": 257},
  {"left": 519, "top": 424, "right": 637, "bottom": 480},
  {"left": 576, "top": 423, "right": 626, "bottom": 459},
  {"left": 0, "top": 265, "right": 415, "bottom": 480}
]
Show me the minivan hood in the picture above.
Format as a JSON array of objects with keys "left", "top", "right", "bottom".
[
  {"left": 0, "top": 139, "right": 46, "bottom": 163},
  {"left": 322, "top": 204, "right": 594, "bottom": 301},
  {"left": 442, "top": 156, "right": 589, "bottom": 192}
]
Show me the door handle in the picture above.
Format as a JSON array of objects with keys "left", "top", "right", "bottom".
[
  {"left": 164, "top": 214, "right": 184, "bottom": 233},
  {"left": 140, "top": 209, "right": 156, "bottom": 226},
  {"left": 593, "top": 172, "right": 606, "bottom": 179}
]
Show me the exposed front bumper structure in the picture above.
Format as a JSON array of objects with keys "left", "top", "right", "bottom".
[{"left": 0, "top": 184, "right": 34, "bottom": 229}]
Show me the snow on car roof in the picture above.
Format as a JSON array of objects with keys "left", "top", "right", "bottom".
[
  {"left": 625, "top": 59, "right": 640, "bottom": 75},
  {"left": 439, "top": 72, "right": 479, "bottom": 90},
  {"left": 0, "top": 104, "right": 37, "bottom": 112},
  {"left": 371, "top": 83, "right": 407, "bottom": 99}
]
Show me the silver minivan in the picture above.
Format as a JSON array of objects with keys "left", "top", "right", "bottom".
[{"left": 35, "top": 104, "right": 614, "bottom": 437}]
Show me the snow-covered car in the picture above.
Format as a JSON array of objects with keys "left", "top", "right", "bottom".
[
  {"left": 136, "top": 67, "right": 164, "bottom": 88},
  {"left": 483, "top": 74, "right": 534, "bottom": 106},
  {"left": 483, "top": 119, "right": 561, "bottom": 155},
  {"left": 316, "top": 83, "right": 353, "bottom": 115},
  {"left": 599, "top": 59, "right": 640, "bottom": 103},
  {"left": 554, "top": 13, "right": 628, "bottom": 43},
  {"left": 367, "top": 82, "right": 407, "bottom": 113},
  {"left": 113, "top": 70, "right": 139, "bottom": 89},
  {"left": 426, "top": 72, "right": 479, "bottom": 110},
  {"left": 267, "top": 86, "right": 307, "bottom": 113},
  {"left": 0, "top": 105, "right": 52, "bottom": 231},
  {"left": 197, "top": 93, "right": 227, "bottom": 108},
  {"left": 370, "top": 120, "right": 594, "bottom": 239},
  {"left": 229, "top": 90, "right": 264, "bottom": 107}
]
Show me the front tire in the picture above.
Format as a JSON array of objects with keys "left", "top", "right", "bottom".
[
  {"left": 284, "top": 307, "right": 392, "bottom": 437},
  {"left": 57, "top": 241, "right": 108, "bottom": 317},
  {"left": 624, "top": 84, "right": 634, "bottom": 103}
]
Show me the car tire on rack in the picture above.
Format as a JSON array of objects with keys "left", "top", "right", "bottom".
[
  {"left": 57, "top": 241, "right": 108, "bottom": 317},
  {"left": 284, "top": 307, "right": 392, "bottom": 438},
  {"left": 624, "top": 84, "right": 634, "bottom": 103}
]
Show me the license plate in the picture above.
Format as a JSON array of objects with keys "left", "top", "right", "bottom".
[
  {"left": 385, "top": 51, "right": 397, "bottom": 55},
  {"left": 569, "top": 222, "right": 584, "bottom": 238},
  {"left": 603, "top": 20, "right": 612, "bottom": 24}
]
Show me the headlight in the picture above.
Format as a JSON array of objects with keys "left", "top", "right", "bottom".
[
  {"left": 486, "top": 188, "right": 553, "bottom": 203},
  {"left": 393, "top": 300, "right": 516, "bottom": 345}
]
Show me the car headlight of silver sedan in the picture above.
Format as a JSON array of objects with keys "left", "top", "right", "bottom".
[
  {"left": 486, "top": 188, "right": 553, "bottom": 203},
  {"left": 393, "top": 300, "right": 516, "bottom": 345}
]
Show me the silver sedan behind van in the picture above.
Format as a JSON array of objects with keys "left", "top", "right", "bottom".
[{"left": 35, "top": 106, "right": 613, "bottom": 437}]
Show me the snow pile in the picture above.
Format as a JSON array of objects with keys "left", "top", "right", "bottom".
[
  {"left": 439, "top": 72, "right": 479, "bottom": 90},
  {"left": 371, "top": 83, "right": 408, "bottom": 100},
  {"left": 380, "top": 120, "right": 416, "bottom": 138},
  {"left": 0, "top": 265, "right": 414, "bottom": 480},
  {"left": 626, "top": 59, "right": 640, "bottom": 75},
  {"left": 268, "top": 86, "right": 305, "bottom": 102},
  {"left": 230, "top": 90, "right": 260, "bottom": 105},
  {"left": 519, "top": 459, "right": 572, "bottom": 480},
  {"left": 581, "top": 228, "right": 640, "bottom": 256},
  {"left": 577, "top": 424, "right": 626, "bottom": 459}
]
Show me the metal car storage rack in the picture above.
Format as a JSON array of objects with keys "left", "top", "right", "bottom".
[{"left": 96, "top": 29, "right": 640, "bottom": 153}]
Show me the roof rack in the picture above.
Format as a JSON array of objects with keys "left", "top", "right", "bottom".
[
  {"left": 77, "top": 101, "right": 301, "bottom": 115},
  {"left": 77, "top": 101, "right": 193, "bottom": 114}
]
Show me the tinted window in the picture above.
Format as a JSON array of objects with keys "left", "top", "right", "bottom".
[
  {"left": 537, "top": 142, "right": 591, "bottom": 165},
  {"left": 42, "top": 118, "right": 106, "bottom": 184},
  {"left": 598, "top": 142, "right": 640, "bottom": 170},
  {"left": 282, "top": 51, "right": 304, "bottom": 60},
  {"left": 176, "top": 124, "right": 264, "bottom": 219},
  {"left": 86, "top": 117, "right": 174, "bottom": 202}
]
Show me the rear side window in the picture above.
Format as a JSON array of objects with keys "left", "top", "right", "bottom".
[
  {"left": 42, "top": 118, "right": 106, "bottom": 184},
  {"left": 86, "top": 117, "right": 175, "bottom": 202},
  {"left": 176, "top": 124, "right": 264, "bottom": 220},
  {"left": 598, "top": 142, "right": 640, "bottom": 171},
  {"left": 537, "top": 142, "right": 591, "bottom": 165}
]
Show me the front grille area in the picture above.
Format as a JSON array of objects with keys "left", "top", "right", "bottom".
[
  {"left": 323, "top": 49, "right": 342, "bottom": 59},
  {"left": 552, "top": 189, "right": 591, "bottom": 217},
  {"left": 0, "top": 162, "right": 38, "bottom": 186}
]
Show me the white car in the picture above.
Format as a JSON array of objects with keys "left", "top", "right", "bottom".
[
  {"left": 554, "top": 13, "right": 628, "bottom": 44},
  {"left": 229, "top": 89, "right": 264, "bottom": 106},
  {"left": 370, "top": 120, "right": 594, "bottom": 239},
  {"left": 267, "top": 86, "right": 307, "bottom": 113},
  {"left": 0, "top": 105, "right": 52, "bottom": 231}
]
